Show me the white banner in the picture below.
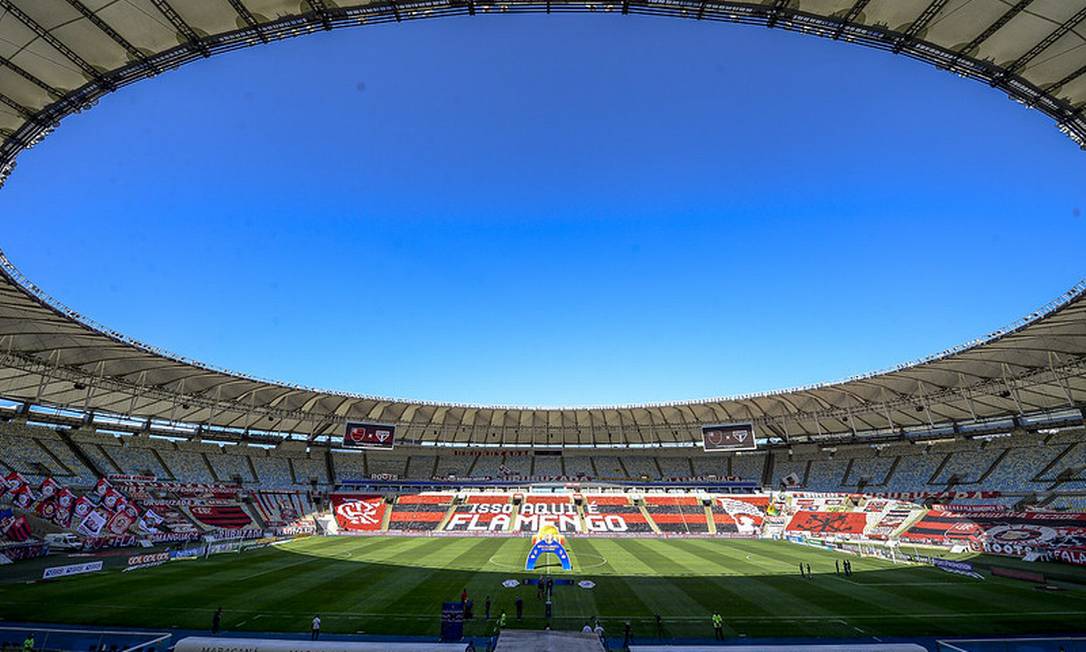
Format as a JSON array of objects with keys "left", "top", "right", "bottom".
[
  {"left": 42, "top": 561, "right": 103, "bottom": 580},
  {"left": 76, "top": 509, "right": 108, "bottom": 537}
]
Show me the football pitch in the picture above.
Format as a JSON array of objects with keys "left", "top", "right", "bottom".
[{"left": 2, "top": 536, "right": 1085, "bottom": 641}]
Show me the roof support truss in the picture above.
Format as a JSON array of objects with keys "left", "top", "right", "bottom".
[
  {"left": 147, "top": 0, "right": 211, "bottom": 57},
  {"left": 893, "top": 0, "right": 948, "bottom": 54},
  {"left": 223, "top": 0, "right": 269, "bottom": 43},
  {"left": 1002, "top": 6, "right": 1086, "bottom": 78},
  {"left": 61, "top": 0, "right": 160, "bottom": 74},
  {"left": 0, "top": 0, "right": 111, "bottom": 88},
  {"left": 959, "top": 0, "right": 1034, "bottom": 57}
]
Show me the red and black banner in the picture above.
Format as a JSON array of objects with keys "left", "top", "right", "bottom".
[
  {"left": 331, "top": 494, "right": 387, "bottom": 531},
  {"left": 1, "top": 510, "right": 31, "bottom": 542},
  {"left": 189, "top": 504, "right": 253, "bottom": 529},
  {"left": 785, "top": 511, "right": 867, "bottom": 535},
  {"left": 343, "top": 422, "right": 396, "bottom": 449},
  {"left": 901, "top": 512, "right": 983, "bottom": 542}
]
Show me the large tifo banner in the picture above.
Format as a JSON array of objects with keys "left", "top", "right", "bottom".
[
  {"left": 901, "top": 509, "right": 1086, "bottom": 558},
  {"left": 332, "top": 495, "right": 387, "bottom": 531},
  {"left": 342, "top": 422, "right": 396, "bottom": 450},
  {"left": 446, "top": 500, "right": 626, "bottom": 533},
  {"left": 702, "top": 422, "right": 757, "bottom": 452}
]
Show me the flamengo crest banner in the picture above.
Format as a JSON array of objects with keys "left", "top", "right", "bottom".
[
  {"left": 702, "top": 423, "right": 757, "bottom": 452},
  {"left": 343, "top": 422, "right": 396, "bottom": 450},
  {"left": 331, "top": 494, "right": 387, "bottom": 531}
]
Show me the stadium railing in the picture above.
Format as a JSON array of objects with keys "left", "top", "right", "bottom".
[{"left": 0, "top": 625, "right": 170, "bottom": 652}]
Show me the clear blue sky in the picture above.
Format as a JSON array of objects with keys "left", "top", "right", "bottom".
[{"left": 1, "top": 15, "right": 1084, "bottom": 407}]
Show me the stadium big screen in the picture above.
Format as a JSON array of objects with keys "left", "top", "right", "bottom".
[
  {"left": 342, "top": 422, "right": 396, "bottom": 449},
  {"left": 701, "top": 422, "right": 756, "bottom": 452}
]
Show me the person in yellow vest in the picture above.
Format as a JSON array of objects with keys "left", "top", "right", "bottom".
[
  {"left": 22, "top": 633, "right": 34, "bottom": 652},
  {"left": 712, "top": 613, "right": 724, "bottom": 640}
]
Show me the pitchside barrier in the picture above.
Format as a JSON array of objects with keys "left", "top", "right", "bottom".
[
  {"left": 0, "top": 625, "right": 169, "bottom": 652},
  {"left": 936, "top": 637, "right": 1086, "bottom": 651},
  {"left": 174, "top": 637, "right": 467, "bottom": 651}
]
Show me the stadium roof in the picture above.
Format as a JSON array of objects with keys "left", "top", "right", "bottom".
[
  {"left": 1, "top": 251, "right": 1084, "bottom": 446},
  {"left": 1, "top": 0, "right": 1086, "bottom": 446},
  {"left": 3, "top": 0, "right": 1086, "bottom": 187}
]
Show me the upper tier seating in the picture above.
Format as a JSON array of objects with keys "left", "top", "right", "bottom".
[
  {"left": 434, "top": 455, "right": 474, "bottom": 479},
  {"left": 564, "top": 456, "right": 593, "bottom": 478},
  {"left": 658, "top": 457, "right": 692, "bottom": 478},
  {"left": 730, "top": 454, "right": 766, "bottom": 484},
  {"left": 623, "top": 457, "right": 658, "bottom": 479},
  {"left": 533, "top": 455, "right": 561, "bottom": 477}
]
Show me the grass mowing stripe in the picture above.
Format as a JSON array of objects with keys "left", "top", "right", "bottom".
[{"left": 2, "top": 536, "right": 1084, "bottom": 639}]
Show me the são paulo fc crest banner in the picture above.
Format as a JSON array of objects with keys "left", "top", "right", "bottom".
[
  {"left": 702, "top": 423, "right": 757, "bottom": 452},
  {"left": 342, "top": 422, "right": 396, "bottom": 450},
  {"left": 331, "top": 494, "right": 387, "bottom": 531}
]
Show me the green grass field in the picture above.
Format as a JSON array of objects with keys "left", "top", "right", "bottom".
[{"left": 2, "top": 536, "right": 1085, "bottom": 641}]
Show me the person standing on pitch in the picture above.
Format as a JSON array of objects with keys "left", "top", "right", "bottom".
[
  {"left": 806, "top": 563, "right": 812, "bottom": 578},
  {"left": 310, "top": 615, "right": 321, "bottom": 641},
  {"left": 835, "top": 560, "right": 840, "bottom": 575},
  {"left": 484, "top": 595, "right": 491, "bottom": 620},
  {"left": 515, "top": 596, "right": 524, "bottom": 620},
  {"left": 212, "top": 607, "right": 222, "bottom": 634},
  {"left": 798, "top": 562, "right": 805, "bottom": 578},
  {"left": 655, "top": 614, "right": 663, "bottom": 639},
  {"left": 623, "top": 621, "right": 632, "bottom": 649}
]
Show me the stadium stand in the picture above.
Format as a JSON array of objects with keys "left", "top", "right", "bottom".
[
  {"left": 592, "top": 456, "right": 624, "bottom": 480},
  {"left": 563, "top": 456, "right": 593, "bottom": 478},
  {"left": 583, "top": 495, "right": 652, "bottom": 533},
  {"left": 470, "top": 455, "right": 502, "bottom": 478},
  {"left": 367, "top": 453, "right": 408, "bottom": 479},
  {"left": 499, "top": 455, "right": 531, "bottom": 478},
  {"left": 248, "top": 452, "right": 295, "bottom": 488},
  {"left": 643, "top": 495, "right": 709, "bottom": 533},
  {"left": 690, "top": 456, "right": 725, "bottom": 477},
  {"left": 532, "top": 454, "right": 561, "bottom": 478},
  {"left": 433, "top": 455, "right": 473, "bottom": 479},
  {"left": 444, "top": 494, "right": 512, "bottom": 531},
  {"left": 156, "top": 446, "right": 216, "bottom": 484},
  {"left": 204, "top": 446, "right": 256, "bottom": 484},
  {"left": 622, "top": 457, "right": 658, "bottom": 479},
  {"left": 730, "top": 453, "right": 766, "bottom": 485},
  {"left": 657, "top": 457, "right": 691, "bottom": 479},
  {"left": 387, "top": 493, "right": 454, "bottom": 531},
  {"left": 330, "top": 450, "right": 367, "bottom": 482},
  {"left": 288, "top": 453, "right": 329, "bottom": 485}
]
